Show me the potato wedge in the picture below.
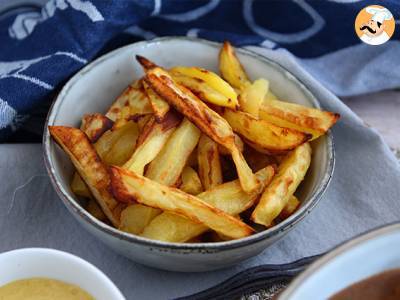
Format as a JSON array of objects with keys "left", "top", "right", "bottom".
[
  {"left": 170, "top": 66, "right": 238, "bottom": 108},
  {"left": 218, "top": 134, "right": 244, "bottom": 156},
  {"left": 141, "top": 165, "right": 275, "bottom": 242},
  {"left": 251, "top": 143, "right": 311, "bottom": 226},
  {"left": 219, "top": 41, "right": 250, "bottom": 91},
  {"left": 80, "top": 113, "right": 113, "bottom": 143},
  {"left": 143, "top": 80, "right": 170, "bottom": 121},
  {"left": 119, "top": 204, "right": 161, "bottom": 235},
  {"left": 223, "top": 109, "right": 311, "bottom": 154},
  {"left": 179, "top": 166, "right": 203, "bottom": 195},
  {"left": 260, "top": 99, "right": 340, "bottom": 139},
  {"left": 106, "top": 80, "right": 153, "bottom": 122},
  {"left": 146, "top": 118, "right": 201, "bottom": 186},
  {"left": 110, "top": 166, "right": 255, "bottom": 239},
  {"left": 49, "top": 126, "right": 121, "bottom": 227},
  {"left": 239, "top": 78, "right": 269, "bottom": 118},
  {"left": 279, "top": 195, "right": 300, "bottom": 219},
  {"left": 171, "top": 71, "right": 237, "bottom": 109},
  {"left": 197, "top": 134, "right": 223, "bottom": 190},
  {"left": 123, "top": 111, "right": 181, "bottom": 175},
  {"left": 144, "top": 66, "right": 259, "bottom": 194}
]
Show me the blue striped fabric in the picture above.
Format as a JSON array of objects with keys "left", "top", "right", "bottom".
[{"left": 0, "top": 0, "right": 399, "bottom": 141}]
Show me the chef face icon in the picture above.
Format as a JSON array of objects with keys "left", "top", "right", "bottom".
[{"left": 355, "top": 6, "right": 395, "bottom": 46}]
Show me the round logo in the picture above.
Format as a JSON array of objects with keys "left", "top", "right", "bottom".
[{"left": 355, "top": 5, "right": 395, "bottom": 46}]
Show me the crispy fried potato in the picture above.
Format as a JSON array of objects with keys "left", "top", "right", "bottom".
[
  {"left": 170, "top": 66, "right": 238, "bottom": 108},
  {"left": 80, "top": 113, "right": 113, "bottom": 143},
  {"left": 141, "top": 165, "right": 275, "bottom": 242},
  {"left": 279, "top": 195, "right": 300, "bottom": 220},
  {"left": 197, "top": 134, "right": 223, "bottom": 190},
  {"left": 223, "top": 109, "right": 311, "bottom": 154},
  {"left": 49, "top": 126, "right": 121, "bottom": 227},
  {"left": 71, "top": 173, "right": 91, "bottom": 198},
  {"left": 123, "top": 112, "right": 181, "bottom": 175},
  {"left": 146, "top": 118, "right": 201, "bottom": 186},
  {"left": 179, "top": 166, "right": 203, "bottom": 195},
  {"left": 218, "top": 134, "right": 244, "bottom": 156},
  {"left": 251, "top": 143, "right": 311, "bottom": 226},
  {"left": 110, "top": 166, "right": 255, "bottom": 239},
  {"left": 171, "top": 71, "right": 237, "bottom": 109},
  {"left": 145, "top": 66, "right": 259, "bottom": 193},
  {"left": 136, "top": 55, "right": 158, "bottom": 70},
  {"left": 260, "top": 99, "right": 340, "bottom": 139},
  {"left": 143, "top": 81, "right": 170, "bottom": 121},
  {"left": 106, "top": 80, "right": 153, "bottom": 122},
  {"left": 87, "top": 197, "right": 107, "bottom": 221},
  {"left": 219, "top": 41, "right": 250, "bottom": 91},
  {"left": 239, "top": 78, "right": 269, "bottom": 118},
  {"left": 119, "top": 204, "right": 162, "bottom": 235}
]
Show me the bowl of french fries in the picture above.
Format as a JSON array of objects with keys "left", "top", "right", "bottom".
[{"left": 44, "top": 37, "right": 339, "bottom": 272}]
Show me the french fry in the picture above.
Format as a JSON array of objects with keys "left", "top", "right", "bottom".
[
  {"left": 71, "top": 173, "right": 91, "bottom": 198},
  {"left": 141, "top": 165, "right": 275, "bottom": 242},
  {"left": 197, "top": 134, "right": 223, "bottom": 190},
  {"left": 170, "top": 66, "right": 239, "bottom": 108},
  {"left": 80, "top": 113, "right": 114, "bottom": 143},
  {"left": 260, "top": 99, "right": 340, "bottom": 139},
  {"left": 239, "top": 78, "right": 269, "bottom": 118},
  {"left": 218, "top": 134, "right": 244, "bottom": 156},
  {"left": 223, "top": 109, "right": 311, "bottom": 154},
  {"left": 179, "top": 166, "right": 203, "bottom": 195},
  {"left": 279, "top": 195, "right": 300, "bottom": 220},
  {"left": 144, "top": 66, "right": 259, "bottom": 194},
  {"left": 251, "top": 143, "right": 311, "bottom": 227},
  {"left": 171, "top": 71, "right": 237, "bottom": 109},
  {"left": 142, "top": 81, "right": 170, "bottom": 121},
  {"left": 123, "top": 111, "right": 181, "bottom": 175},
  {"left": 145, "top": 118, "right": 201, "bottom": 186},
  {"left": 87, "top": 197, "right": 107, "bottom": 221},
  {"left": 105, "top": 80, "right": 153, "bottom": 122},
  {"left": 219, "top": 41, "right": 250, "bottom": 91},
  {"left": 49, "top": 126, "right": 121, "bottom": 227},
  {"left": 110, "top": 166, "right": 255, "bottom": 239},
  {"left": 119, "top": 204, "right": 161, "bottom": 235}
]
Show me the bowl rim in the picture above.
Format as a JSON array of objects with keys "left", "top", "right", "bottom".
[
  {"left": 0, "top": 247, "right": 125, "bottom": 299},
  {"left": 43, "top": 36, "right": 335, "bottom": 251},
  {"left": 279, "top": 222, "right": 400, "bottom": 299}
]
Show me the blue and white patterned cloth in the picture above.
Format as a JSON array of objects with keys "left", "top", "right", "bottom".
[{"left": 0, "top": 0, "right": 399, "bottom": 141}]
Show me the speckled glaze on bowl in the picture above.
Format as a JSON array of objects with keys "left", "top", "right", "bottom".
[{"left": 43, "top": 37, "right": 335, "bottom": 272}]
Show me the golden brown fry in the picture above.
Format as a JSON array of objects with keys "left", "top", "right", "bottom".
[
  {"left": 110, "top": 166, "right": 255, "bottom": 239},
  {"left": 239, "top": 78, "right": 269, "bottom": 118},
  {"left": 179, "top": 166, "right": 203, "bottom": 195},
  {"left": 260, "top": 99, "right": 340, "bottom": 139},
  {"left": 171, "top": 71, "right": 238, "bottom": 109},
  {"left": 279, "top": 195, "right": 300, "bottom": 220},
  {"left": 80, "top": 113, "right": 113, "bottom": 143},
  {"left": 219, "top": 41, "right": 250, "bottom": 91},
  {"left": 223, "top": 109, "right": 311, "bottom": 154},
  {"left": 142, "top": 81, "right": 170, "bottom": 121},
  {"left": 119, "top": 204, "right": 161, "bottom": 235},
  {"left": 251, "top": 143, "right": 311, "bottom": 227},
  {"left": 105, "top": 80, "right": 152, "bottom": 122},
  {"left": 170, "top": 66, "right": 238, "bottom": 107},
  {"left": 146, "top": 118, "right": 201, "bottom": 186},
  {"left": 136, "top": 55, "right": 158, "bottom": 70},
  {"left": 87, "top": 197, "right": 107, "bottom": 221},
  {"left": 123, "top": 111, "right": 181, "bottom": 175},
  {"left": 197, "top": 134, "right": 223, "bottom": 190},
  {"left": 144, "top": 66, "right": 259, "bottom": 194},
  {"left": 218, "top": 134, "right": 244, "bottom": 156},
  {"left": 141, "top": 165, "right": 275, "bottom": 242},
  {"left": 49, "top": 126, "right": 121, "bottom": 227}
]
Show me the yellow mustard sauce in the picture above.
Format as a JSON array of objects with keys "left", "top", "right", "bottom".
[{"left": 0, "top": 278, "right": 94, "bottom": 300}]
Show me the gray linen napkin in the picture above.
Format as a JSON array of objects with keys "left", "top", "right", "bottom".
[{"left": 1, "top": 46, "right": 399, "bottom": 299}]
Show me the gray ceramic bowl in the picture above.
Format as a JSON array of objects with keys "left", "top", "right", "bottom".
[{"left": 43, "top": 37, "right": 334, "bottom": 272}]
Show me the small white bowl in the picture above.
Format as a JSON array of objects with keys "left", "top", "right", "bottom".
[
  {"left": 0, "top": 248, "right": 125, "bottom": 300},
  {"left": 44, "top": 37, "right": 334, "bottom": 272},
  {"left": 280, "top": 223, "right": 400, "bottom": 299}
]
